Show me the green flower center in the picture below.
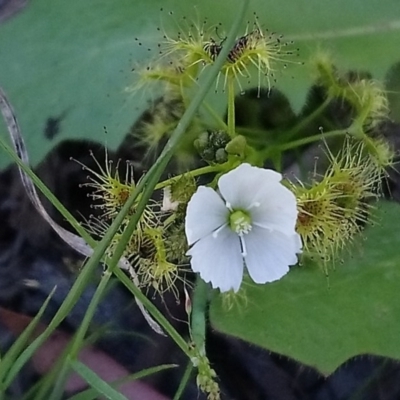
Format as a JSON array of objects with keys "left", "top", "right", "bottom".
[{"left": 229, "top": 210, "right": 252, "bottom": 235}]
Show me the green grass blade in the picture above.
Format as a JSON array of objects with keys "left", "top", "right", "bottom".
[
  {"left": 0, "top": 137, "right": 95, "bottom": 245},
  {"left": 70, "top": 360, "right": 128, "bottom": 400},
  {"left": 1, "top": 288, "right": 56, "bottom": 389},
  {"left": 47, "top": 271, "right": 113, "bottom": 400},
  {"left": 67, "top": 364, "right": 177, "bottom": 400}
]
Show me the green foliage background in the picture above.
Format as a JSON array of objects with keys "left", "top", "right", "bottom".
[
  {"left": 0, "top": 0, "right": 399, "bottom": 168},
  {"left": 0, "top": 0, "right": 399, "bottom": 376}
]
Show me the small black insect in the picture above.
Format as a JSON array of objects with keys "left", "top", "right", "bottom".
[
  {"left": 203, "top": 38, "right": 222, "bottom": 61},
  {"left": 227, "top": 34, "right": 250, "bottom": 63},
  {"left": 203, "top": 31, "right": 255, "bottom": 64}
]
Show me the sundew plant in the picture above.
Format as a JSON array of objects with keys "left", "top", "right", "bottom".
[{"left": 0, "top": 0, "right": 400, "bottom": 398}]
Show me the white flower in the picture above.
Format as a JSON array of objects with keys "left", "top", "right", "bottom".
[{"left": 185, "top": 163, "right": 302, "bottom": 292}]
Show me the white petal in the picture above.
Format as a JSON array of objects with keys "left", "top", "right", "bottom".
[
  {"left": 218, "top": 164, "right": 282, "bottom": 209},
  {"left": 185, "top": 186, "right": 228, "bottom": 245},
  {"left": 187, "top": 227, "right": 244, "bottom": 292},
  {"left": 250, "top": 182, "right": 299, "bottom": 235},
  {"left": 243, "top": 226, "right": 300, "bottom": 284},
  {"left": 218, "top": 164, "right": 298, "bottom": 235},
  {"left": 293, "top": 232, "right": 303, "bottom": 254}
]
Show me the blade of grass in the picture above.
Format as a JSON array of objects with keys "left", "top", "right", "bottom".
[
  {"left": 31, "top": 337, "right": 74, "bottom": 400},
  {"left": 172, "top": 361, "right": 193, "bottom": 400},
  {"left": 67, "top": 364, "right": 177, "bottom": 400},
  {"left": 0, "top": 288, "right": 56, "bottom": 389},
  {"left": 70, "top": 360, "right": 128, "bottom": 400},
  {"left": 47, "top": 271, "right": 113, "bottom": 399},
  {"left": 0, "top": 138, "right": 95, "bottom": 245}
]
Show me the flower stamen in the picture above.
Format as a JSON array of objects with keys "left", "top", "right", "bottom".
[{"left": 229, "top": 210, "right": 252, "bottom": 235}]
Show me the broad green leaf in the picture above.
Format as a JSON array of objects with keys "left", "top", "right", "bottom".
[
  {"left": 210, "top": 201, "right": 400, "bottom": 375},
  {"left": 0, "top": 0, "right": 399, "bottom": 168}
]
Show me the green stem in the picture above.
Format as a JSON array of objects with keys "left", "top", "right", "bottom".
[
  {"left": 285, "top": 96, "right": 332, "bottom": 140},
  {"left": 281, "top": 129, "right": 346, "bottom": 150},
  {"left": 68, "top": 271, "right": 112, "bottom": 355},
  {"left": 173, "top": 361, "right": 193, "bottom": 400},
  {"left": 227, "top": 76, "right": 236, "bottom": 137},
  {"left": 191, "top": 278, "right": 210, "bottom": 355},
  {"left": 0, "top": 139, "right": 95, "bottom": 247},
  {"left": 46, "top": 360, "right": 70, "bottom": 400},
  {"left": 236, "top": 126, "right": 271, "bottom": 138},
  {"left": 270, "top": 129, "right": 347, "bottom": 154},
  {"left": 234, "top": 96, "right": 332, "bottom": 151},
  {"left": 155, "top": 164, "right": 224, "bottom": 190},
  {"left": 114, "top": 267, "right": 190, "bottom": 355},
  {"left": 112, "top": 170, "right": 191, "bottom": 357},
  {"left": 180, "top": 80, "right": 190, "bottom": 110},
  {"left": 163, "top": 213, "right": 178, "bottom": 227},
  {"left": 2, "top": 290, "right": 56, "bottom": 391},
  {"left": 48, "top": 270, "right": 113, "bottom": 399}
]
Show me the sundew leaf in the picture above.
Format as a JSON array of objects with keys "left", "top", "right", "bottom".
[
  {"left": 210, "top": 201, "right": 400, "bottom": 375},
  {"left": 0, "top": 0, "right": 399, "bottom": 168}
]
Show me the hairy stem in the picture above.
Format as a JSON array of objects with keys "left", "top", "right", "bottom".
[{"left": 227, "top": 76, "right": 236, "bottom": 137}]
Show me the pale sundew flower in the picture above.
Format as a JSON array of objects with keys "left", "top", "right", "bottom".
[{"left": 185, "top": 163, "right": 302, "bottom": 292}]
